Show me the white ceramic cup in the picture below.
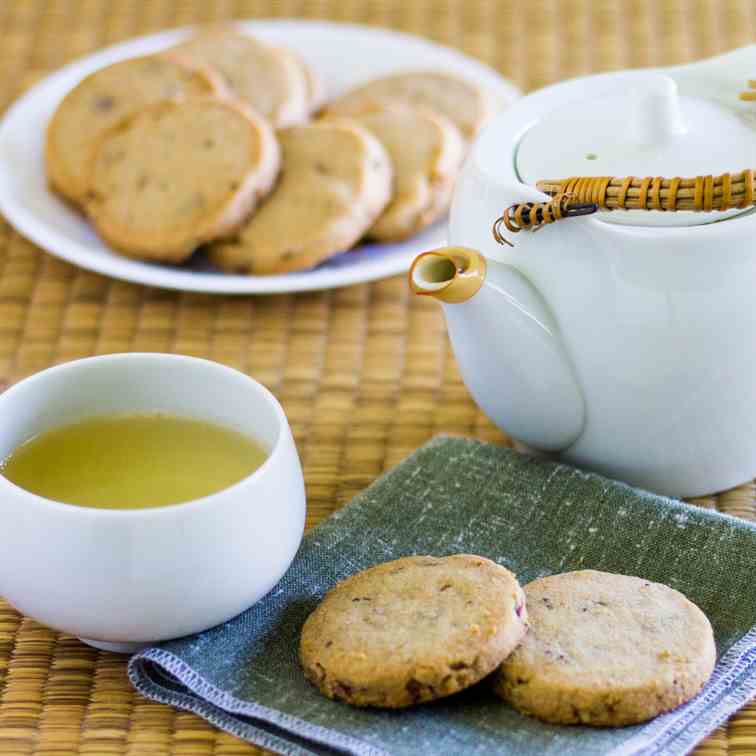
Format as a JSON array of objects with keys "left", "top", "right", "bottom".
[{"left": 0, "top": 353, "right": 306, "bottom": 653}]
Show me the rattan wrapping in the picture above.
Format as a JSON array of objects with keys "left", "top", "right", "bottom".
[
  {"left": 0, "top": 1, "right": 754, "bottom": 754},
  {"left": 537, "top": 172, "right": 756, "bottom": 212}
]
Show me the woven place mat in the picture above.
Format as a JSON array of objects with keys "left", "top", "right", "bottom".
[{"left": 0, "top": 1, "right": 754, "bottom": 754}]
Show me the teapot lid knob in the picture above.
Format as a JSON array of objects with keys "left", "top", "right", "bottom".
[{"left": 629, "top": 76, "right": 687, "bottom": 145}]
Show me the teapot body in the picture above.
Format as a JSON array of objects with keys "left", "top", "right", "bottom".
[
  {"left": 445, "top": 210, "right": 756, "bottom": 497},
  {"left": 438, "top": 46, "right": 756, "bottom": 496}
]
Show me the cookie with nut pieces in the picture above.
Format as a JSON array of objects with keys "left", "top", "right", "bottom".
[
  {"left": 324, "top": 71, "right": 495, "bottom": 142},
  {"left": 174, "top": 27, "right": 310, "bottom": 127},
  {"left": 299, "top": 554, "right": 527, "bottom": 708},
  {"left": 46, "top": 53, "right": 224, "bottom": 206},
  {"left": 209, "top": 120, "right": 392, "bottom": 275},
  {"left": 84, "top": 97, "right": 280, "bottom": 263},
  {"left": 342, "top": 105, "right": 466, "bottom": 241},
  {"left": 494, "top": 570, "right": 716, "bottom": 726}
]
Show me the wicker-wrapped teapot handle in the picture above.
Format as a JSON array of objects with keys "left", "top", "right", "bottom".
[
  {"left": 539, "top": 171, "right": 755, "bottom": 213},
  {"left": 493, "top": 170, "right": 756, "bottom": 247},
  {"left": 492, "top": 78, "right": 756, "bottom": 246}
]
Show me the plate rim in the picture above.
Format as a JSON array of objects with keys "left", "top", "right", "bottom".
[{"left": 0, "top": 18, "right": 520, "bottom": 295}]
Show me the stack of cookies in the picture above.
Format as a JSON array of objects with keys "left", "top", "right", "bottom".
[
  {"left": 46, "top": 25, "right": 492, "bottom": 275},
  {"left": 299, "top": 556, "right": 717, "bottom": 727}
]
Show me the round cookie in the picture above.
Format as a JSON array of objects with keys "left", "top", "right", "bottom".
[
  {"left": 84, "top": 97, "right": 280, "bottom": 263},
  {"left": 494, "top": 570, "right": 716, "bottom": 726},
  {"left": 46, "top": 53, "right": 223, "bottom": 205},
  {"left": 344, "top": 105, "right": 466, "bottom": 241},
  {"left": 174, "top": 28, "right": 309, "bottom": 127},
  {"left": 324, "top": 71, "right": 494, "bottom": 141},
  {"left": 299, "top": 554, "right": 528, "bottom": 708},
  {"left": 209, "top": 120, "right": 392, "bottom": 275}
]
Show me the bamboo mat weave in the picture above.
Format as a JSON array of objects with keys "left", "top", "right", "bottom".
[{"left": 0, "top": 1, "right": 754, "bottom": 754}]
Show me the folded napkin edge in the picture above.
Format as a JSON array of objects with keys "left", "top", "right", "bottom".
[{"left": 128, "top": 648, "right": 390, "bottom": 756}]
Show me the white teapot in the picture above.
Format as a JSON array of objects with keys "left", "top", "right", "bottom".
[{"left": 410, "top": 46, "right": 756, "bottom": 497}]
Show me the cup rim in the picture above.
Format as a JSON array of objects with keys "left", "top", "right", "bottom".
[{"left": 0, "top": 353, "right": 290, "bottom": 519}]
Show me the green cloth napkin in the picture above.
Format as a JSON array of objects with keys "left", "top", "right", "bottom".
[{"left": 129, "top": 437, "right": 756, "bottom": 756}]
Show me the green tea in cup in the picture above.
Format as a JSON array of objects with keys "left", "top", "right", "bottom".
[{"left": 0, "top": 413, "right": 268, "bottom": 509}]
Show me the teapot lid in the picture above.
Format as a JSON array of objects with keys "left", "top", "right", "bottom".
[{"left": 516, "top": 73, "right": 756, "bottom": 227}]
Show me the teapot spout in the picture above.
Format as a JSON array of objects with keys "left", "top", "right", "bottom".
[
  {"left": 409, "top": 247, "right": 487, "bottom": 304},
  {"left": 410, "top": 248, "right": 586, "bottom": 452}
]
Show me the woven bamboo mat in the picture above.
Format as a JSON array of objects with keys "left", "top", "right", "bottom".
[{"left": 0, "top": 0, "right": 754, "bottom": 754}]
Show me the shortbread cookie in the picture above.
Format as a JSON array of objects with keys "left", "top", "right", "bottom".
[
  {"left": 84, "top": 98, "right": 280, "bottom": 263},
  {"left": 300, "top": 555, "right": 527, "bottom": 708},
  {"left": 175, "top": 28, "right": 309, "bottom": 126},
  {"left": 325, "top": 72, "right": 493, "bottom": 141},
  {"left": 46, "top": 54, "right": 223, "bottom": 205},
  {"left": 346, "top": 106, "right": 465, "bottom": 241},
  {"left": 209, "top": 120, "right": 391, "bottom": 275},
  {"left": 280, "top": 49, "right": 326, "bottom": 113},
  {"left": 495, "top": 570, "right": 716, "bottom": 726}
]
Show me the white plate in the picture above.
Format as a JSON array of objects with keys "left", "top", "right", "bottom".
[{"left": 0, "top": 20, "right": 519, "bottom": 295}]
